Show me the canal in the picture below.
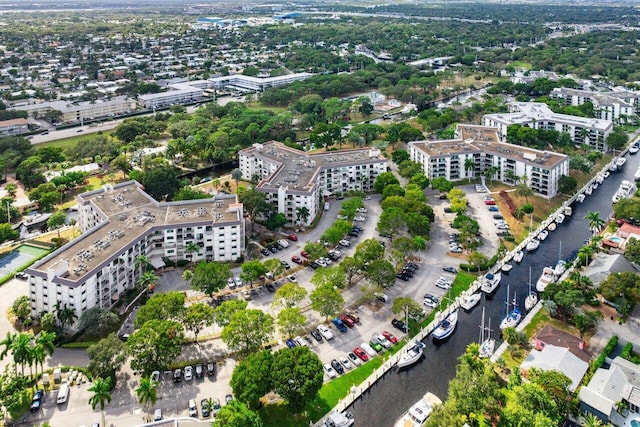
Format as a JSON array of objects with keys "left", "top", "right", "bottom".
[{"left": 348, "top": 153, "right": 640, "bottom": 426}]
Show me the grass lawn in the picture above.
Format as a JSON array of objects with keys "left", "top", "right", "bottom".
[
  {"left": 36, "top": 130, "right": 113, "bottom": 152},
  {"left": 509, "top": 61, "right": 532, "bottom": 70},
  {"left": 258, "top": 357, "right": 384, "bottom": 427},
  {"left": 246, "top": 102, "right": 288, "bottom": 114}
]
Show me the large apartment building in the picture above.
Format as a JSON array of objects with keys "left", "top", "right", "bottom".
[
  {"left": 25, "top": 181, "right": 245, "bottom": 330},
  {"left": 550, "top": 87, "right": 639, "bottom": 123},
  {"left": 239, "top": 141, "right": 388, "bottom": 225},
  {"left": 482, "top": 102, "right": 613, "bottom": 152},
  {"left": 15, "top": 96, "right": 135, "bottom": 125},
  {"left": 408, "top": 125, "right": 569, "bottom": 199}
]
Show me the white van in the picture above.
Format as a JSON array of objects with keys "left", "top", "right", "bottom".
[
  {"left": 154, "top": 409, "right": 162, "bottom": 421},
  {"left": 277, "top": 239, "right": 290, "bottom": 248},
  {"left": 57, "top": 383, "right": 69, "bottom": 404},
  {"left": 188, "top": 399, "right": 198, "bottom": 417}
]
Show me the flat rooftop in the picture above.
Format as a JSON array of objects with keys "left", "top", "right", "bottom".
[
  {"left": 486, "top": 102, "right": 612, "bottom": 131},
  {"left": 243, "top": 141, "right": 387, "bottom": 193},
  {"left": 33, "top": 181, "right": 242, "bottom": 282},
  {"left": 411, "top": 124, "right": 567, "bottom": 169}
]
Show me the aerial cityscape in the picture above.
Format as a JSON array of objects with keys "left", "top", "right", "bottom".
[{"left": 2, "top": 1, "right": 640, "bottom": 426}]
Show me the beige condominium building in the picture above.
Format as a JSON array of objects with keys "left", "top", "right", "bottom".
[
  {"left": 25, "top": 180, "right": 245, "bottom": 330},
  {"left": 239, "top": 141, "right": 388, "bottom": 225},
  {"left": 408, "top": 124, "right": 569, "bottom": 199},
  {"left": 482, "top": 102, "right": 613, "bottom": 152}
]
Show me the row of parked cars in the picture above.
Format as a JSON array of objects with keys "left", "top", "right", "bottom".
[
  {"left": 396, "top": 261, "right": 420, "bottom": 281},
  {"left": 322, "top": 330, "right": 398, "bottom": 379},
  {"left": 168, "top": 362, "right": 216, "bottom": 383}
]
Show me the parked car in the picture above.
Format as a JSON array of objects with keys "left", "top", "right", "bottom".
[
  {"left": 195, "top": 364, "right": 204, "bottom": 379},
  {"left": 287, "top": 275, "right": 297, "bottom": 282},
  {"left": 154, "top": 409, "right": 163, "bottom": 421},
  {"left": 151, "top": 370, "right": 160, "bottom": 382},
  {"left": 381, "top": 331, "right": 398, "bottom": 344},
  {"left": 442, "top": 266, "right": 457, "bottom": 274},
  {"left": 339, "top": 239, "right": 351, "bottom": 247},
  {"left": 268, "top": 246, "right": 278, "bottom": 253},
  {"left": 485, "top": 199, "right": 496, "bottom": 205},
  {"left": 266, "top": 283, "right": 276, "bottom": 292},
  {"left": 439, "top": 193, "right": 448, "bottom": 199},
  {"left": 368, "top": 339, "right": 383, "bottom": 352},
  {"left": 30, "top": 389, "right": 44, "bottom": 413},
  {"left": 225, "top": 394, "right": 234, "bottom": 404},
  {"left": 201, "top": 399, "right": 211, "bottom": 418},
  {"left": 391, "top": 319, "right": 409, "bottom": 333},
  {"left": 332, "top": 318, "right": 348, "bottom": 333},
  {"left": 353, "top": 347, "right": 369, "bottom": 361},
  {"left": 361, "top": 342, "right": 378, "bottom": 358},
  {"left": 291, "top": 255, "right": 302, "bottom": 264},
  {"left": 310, "top": 329, "right": 324, "bottom": 342},
  {"left": 188, "top": 399, "right": 198, "bottom": 417},
  {"left": 287, "top": 234, "right": 298, "bottom": 241},
  {"left": 275, "top": 242, "right": 284, "bottom": 250},
  {"left": 260, "top": 248, "right": 270, "bottom": 256},
  {"left": 339, "top": 356, "right": 353, "bottom": 370},
  {"left": 301, "top": 250, "right": 310, "bottom": 258},
  {"left": 354, "top": 216, "right": 366, "bottom": 222},
  {"left": 207, "top": 362, "right": 216, "bottom": 377},
  {"left": 423, "top": 294, "right": 440, "bottom": 308},
  {"left": 286, "top": 338, "right": 296, "bottom": 348},
  {"left": 173, "top": 368, "right": 182, "bottom": 383},
  {"left": 488, "top": 206, "right": 499, "bottom": 212},
  {"left": 340, "top": 314, "right": 355, "bottom": 327},
  {"left": 317, "top": 324, "right": 334, "bottom": 340},
  {"left": 212, "top": 398, "right": 221, "bottom": 414},
  {"left": 233, "top": 277, "right": 243, "bottom": 287},
  {"left": 373, "top": 333, "right": 392, "bottom": 349},
  {"left": 281, "top": 261, "right": 291, "bottom": 270},
  {"left": 294, "top": 336, "right": 308, "bottom": 347},
  {"left": 345, "top": 312, "right": 360, "bottom": 324},
  {"left": 348, "top": 352, "right": 363, "bottom": 366},
  {"left": 323, "top": 362, "right": 337, "bottom": 379},
  {"left": 184, "top": 366, "right": 193, "bottom": 381},
  {"left": 331, "top": 359, "right": 344, "bottom": 375},
  {"left": 309, "top": 261, "right": 321, "bottom": 270},
  {"left": 374, "top": 292, "right": 388, "bottom": 302}
]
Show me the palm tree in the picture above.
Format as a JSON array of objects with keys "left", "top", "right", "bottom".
[
  {"left": 515, "top": 181, "right": 534, "bottom": 203},
  {"left": 137, "top": 271, "right": 158, "bottom": 291},
  {"left": 34, "top": 331, "right": 56, "bottom": 376},
  {"left": 485, "top": 165, "right": 500, "bottom": 184},
  {"left": 295, "top": 206, "right": 311, "bottom": 227},
  {"left": 54, "top": 303, "right": 78, "bottom": 331},
  {"left": 135, "top": 375, "right": 158, "bottom": 420},
  {"left": 585, "top": 211, "right": 606, "bottom": 234},
  {"left": 134, "top": 255, "right": 154, "bottom": 276},
  {"left": 88, "top": 377, "right": 112, "bottom": 427},
  {"left": 464, "top": 158, "right": 475, "bottom": 182},
  {"left": 11, "top": 332, "right": 34, "bottom": 376},
  {"left": 0, "top": 332, "right": 15, "bottom": 362},
  {"left": 581, "top": 413, "right": 604, "bottom": 427},
  {"left": 505, "top": 169, "right": 518, "bottom": 185},
  {"left": 184, "top": 241, "right": 200, "bottom": 264}
]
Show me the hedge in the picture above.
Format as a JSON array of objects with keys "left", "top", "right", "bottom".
[{"left": 459, "top": 253, "right": 500, "bottom": 272}]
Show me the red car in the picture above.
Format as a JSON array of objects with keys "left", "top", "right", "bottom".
[
  {"left": 484, "top": 199, "right": 496, "bottom": 205},
  {"left": 345, "top": 312, "right": 360, "bottom": 324},
  {"left": 381, "top": 331, "right": 398, "bottom": 344},
  {"left": 287, "top": 234, "right": 298, "bottom": 241},
  {"left": 353, "top": 347, "right": 369, "bottom": 361},
  {"left": 291, "top": 255, "right": 302, "bottom": 264},
  {"left": 340, "top": 315, "right": 355, "bottom": 327},
  {"left": 301, "top": 251, "right": 310, "bottom": 258}
]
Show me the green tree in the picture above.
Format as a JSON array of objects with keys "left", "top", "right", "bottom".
[
  {"left": 516, "top": 181, "right": 534, "bottom": 202},
  {"left": 377, "top": 207, "right": 406, "bottom": 240},
  {"left": 241, "top": 260, "right": 268, "bottom": 285},
  {"left": 303, "top": 241, "right": 327, "bottom": 260},
  {"left": 266, "top": 212, "right": 287, "bottom": 231},
  {"left": 392, "top": 296, "right": 423, "bottom": 319},
  {"left": 341, "top": 256, "right": 362, "bottom": 287},
  {"left": 355, "top": 239, "right": 385, "bottom": 265},
  {"left": 239, "top": 187, "right": 272, "bottom": 232},
  {"left": 273, "top": 283, "right": 308, "bottom": 309},
  {"left": 409, "top": 173, "right": 430, "bottom": 189},
  {"left": 11, "top": 296, "right": 31, "bottom": 327},
  {"left": 135, "top": 375, "right": 158, "bottom": 420},
  {"left": 190, "top": 261, "right": 232, "bottom": 296},
  {"left": 231, "top": 350, "right": 273, "bottom": 410},
  {"left": 464, "top": 158, "right": 475, "bottom": 182},
  {"left": 625, "top": 237, "right": 640, "bottom": 264},
  {"left": 134, "top": 291, "right": 185, "bottom": 328},
  {"left": 310, "top": 266, "right": 347, "bottom": 289},
  {"left": 136, "top": 271, "right": 158, "bottom": 291},
  {"left": 54, "top": 302, "right": 77, "bottom": 331},
  {"left": 558, "top": 175, "right": 578, "bottom": 194},
  {"left": 40, "top": 312, "right": 57, "bottom": 333},
  {"left": 365, "top": 259, "right": 397, "bottom": 289},
  {"left": 77, "top": 307, "right": 119, "bottom": 337},
  {"left": 373, "top": 172, "right": 400, "bottom": 193},
  {"left": 33, "top": 331, "right": 55, "bottom": 377},
  {"left": 46, "top": 211, "right": 66, "bottom": 240},
  {"left": 88, "top": 377, "right": 112, "bottom": 427},
  {"left": 263, "top": 258, "right": 285, "bottom": 278},
  {"left": 600, "top": 272, "right": 640, "bottom": 317},
  {"left": 184, "top": 303, "right": 215, "bottom": 343},
  {"left": 271, "top": 346, "right": 324, "bottom": 411},
  {"left": 295, "top": 206, "right": 311, "bottom": 226},
  {"left": 310, "top": 283, "right": 344, "bottom": 321},
  {"left": 392, "top": 236, "right": 419, "bottom": 260},
  {"left": 585, "top": 211, "right": 606, "bottom": 233},
  {"left": 127, "top": 320, "right": 184, "bottom": 374},
  {"left": 215, "top": 299, "right": 248, "bottom": 327},
  {"left": 277, "top": 307, "right": 307, "bottom": 338},
  {"left": 431, "top": 177, "right": 454, "bottom": 192},
  {"left": 87, "top": 334, "right": 127, "bottom": 383},
  {"left": 212, "top": 400, "right": 263, "bottom": 427},
  {"left": 221, "top": 309, "right": 274, "bottom": 356}
]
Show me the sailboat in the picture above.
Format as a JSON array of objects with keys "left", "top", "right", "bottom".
[
  {"left": 554, "top": 242, "right": 566, "bottom": 278},
  {"left": 478, "top": 307, "right": 495, "bottom": 359},
  {"left": 500, "top": 288, "right": 522, "bottom": 330},
  {"left": 524, "top": 266, "right": 538, "bottom": 311},
  {"left": 432, "top": 309, "right": 459, "bottom": 341}
]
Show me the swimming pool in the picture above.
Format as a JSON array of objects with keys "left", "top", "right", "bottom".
[
  {"left": 630, "top": 419, "right": 640, "bottom": 427},
  {"left": 609, "top": 236, "right": 624, "bottom": 244}
]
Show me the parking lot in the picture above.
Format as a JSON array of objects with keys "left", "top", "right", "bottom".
[{"left": 23, "top": 184, "right": 504, "bottom": 426}]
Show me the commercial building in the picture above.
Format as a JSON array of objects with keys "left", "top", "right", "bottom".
[
  {"left": 0, "top": 118, "right": 29, "bottom": 136},
  {"left": 25, "top": 181, "right": 245, "bottom": 330},
  {"left": 137, "top": 83, "right": 204, "bottom": 110},
  {"left": 482, "top": 102, "right": 613, "bottom": 152},
  {"left": 408, "top": 124, "right": 569, "bottom": 199},
  {"left": 14, "top": 97, "right": 135, "bottom": 124},
  {"left": 551, "top": 87, "right": 639, "bottom": 123},
  {"left": 239, "top": 141, "right": 388, "bottom": 225},
  {"left": 207, "top": 72, "right": 313, "bottom": 93}
]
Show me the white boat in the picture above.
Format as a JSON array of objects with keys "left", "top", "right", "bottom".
[
  {"left": 526, "top": 238, "right": 540, "bottom": 252},
  {"left": 577, "top": 194, "right": 586, "bottom": 203},
  {"left": 536, "top": 266, "right": 556, "bottom": 293},
  {"left": 547, "top": 222, "right": 557, "bottom": 232},
  {"left": 432, "top": 309, "right": 459, "bottom": 341},
  {"left": 481, "top": 272, "right": 501, "bottom": 294},
  {"left": 603, "top": 171, "right": 611, "bottom": 179},
  {"left": 596, "top": 175, "right": 604, "bottom": 184},
  {"left": 396, "top": 341, "right": 426, "bottom": 369},
  {"left": 564, "top": 206, "right": 572, "bottom": 217},
  {"left": 593, "top": 181, "right": 599, "bottom": 190},
  {"left": 501, "top": 262, "right": 513, "bottom": 273},
  {"left": 554, "top": 260, "right": 567, "bottom": 278},
  {"left": 524, "top": 266, "right": 538, "bottom": 311},
  {"left": 538, "top": 230, "right": 549, "bottom": 241},
  {"left": 513, "top": 250, "right": 524, "bottom": 263},
  {"left": 585, "top": 186, "right": 593, "bottom": 196},
  {"left": 616, "top": 156, "right": 627, "bottom": 169},
  {"left": 393, "top": 392, "right": 442, "bottom": 427},
  {"left": 500, "top": 289, "right": 522, "bottom": 330},
  {"left": 478, "top": 307, "right": 495, "bottom": 359},
  {"left": 556, "top": 213, "right": 566, "bottom": 224},
  {"left": 325, "top": 411, "right": 355, "bottom": 427},
  {"left": 460, "top": 291, "right": 482, "bottom": 311}
]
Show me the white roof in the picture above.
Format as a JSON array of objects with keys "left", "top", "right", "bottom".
[{"left": 520, "top": 344, "right": 589, "bottom": 391}]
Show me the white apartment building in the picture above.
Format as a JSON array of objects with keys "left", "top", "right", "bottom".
[
  {"left": 482, "top": 102, "right": 613, "bottom": 152},
  {"left": 0, "top": 118, "right": 29, "bottom": 136},
  {"left": 207, "top": 72, "right": 313, "bottom": 93},
  {"left": 137, "top": 83, "right": 204, "bottom": 109},
  {"left": 14, "top": 96, "right": 135, "bottom": 124},
  {"left": 551, "top": 87, "right": 639, "bottom": 123},
  {"left": 239, "top": 141, "right": 388, "bottom": 225},
  {"left": 25, "top": 181, "right": 245, "bottom": 331},
  {"left": 408, "top": 125, "right": 569, "bottom": 199}
]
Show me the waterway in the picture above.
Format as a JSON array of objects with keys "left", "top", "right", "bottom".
[{"left": 348, "top": 153, "right": 640, "bottom": 426}]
